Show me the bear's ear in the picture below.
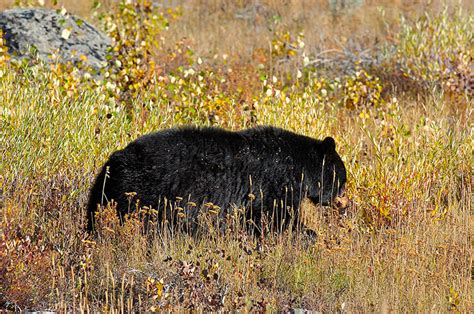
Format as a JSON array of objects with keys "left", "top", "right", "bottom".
[{"left": 321, "top": 137, "right": 336, "bottom": 151}]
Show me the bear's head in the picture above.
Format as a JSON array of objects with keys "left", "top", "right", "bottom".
[{"left": 307, "top": 137, "right": 349, "bottom": 209}]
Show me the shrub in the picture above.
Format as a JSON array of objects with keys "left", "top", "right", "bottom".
[{"left": 395, "top": 8, "right": 473, "bottom": 96}]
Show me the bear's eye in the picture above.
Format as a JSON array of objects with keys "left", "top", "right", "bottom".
[{"left": 338, "top": 183, "right": 346, "bottom": 196}]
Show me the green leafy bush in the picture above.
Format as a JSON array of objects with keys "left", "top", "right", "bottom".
[
  {"left": 97, "top": 0, "right": 178, "bottom": 103},
  {"left": 396, "top": 8, "right": 473, "bottom": 95}
]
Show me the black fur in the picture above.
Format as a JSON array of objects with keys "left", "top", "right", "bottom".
[{"left": 87, "top": 126, "right": 347, "bottom": 233}]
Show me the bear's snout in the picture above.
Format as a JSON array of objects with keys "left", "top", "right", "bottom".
[{"left": 334, "top": 194, "right": 350, "bottom": 210}]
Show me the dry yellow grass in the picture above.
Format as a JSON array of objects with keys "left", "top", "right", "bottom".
[{"left": 0, "top": 0, "right": 473, "bottom": 312}]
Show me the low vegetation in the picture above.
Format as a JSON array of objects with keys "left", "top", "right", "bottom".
[{"left": 1, "top": 0, "right": 472, "bottom": 312}]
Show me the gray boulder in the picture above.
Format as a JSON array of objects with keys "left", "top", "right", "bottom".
[{"left": 0, "top": 8, "right": 111, "bottom": 69}]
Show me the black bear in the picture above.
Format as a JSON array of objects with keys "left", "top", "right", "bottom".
[{"left": 87, "top": 126, "right": 348, "bottom": 234}]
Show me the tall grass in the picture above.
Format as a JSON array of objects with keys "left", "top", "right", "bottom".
[{"left": 1, "top": 0, "right": 473, "bottom": 312}]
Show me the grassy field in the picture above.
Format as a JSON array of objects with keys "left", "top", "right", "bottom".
[{"left": 1, "top": 0, "right": 473, "bottom": 312}]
